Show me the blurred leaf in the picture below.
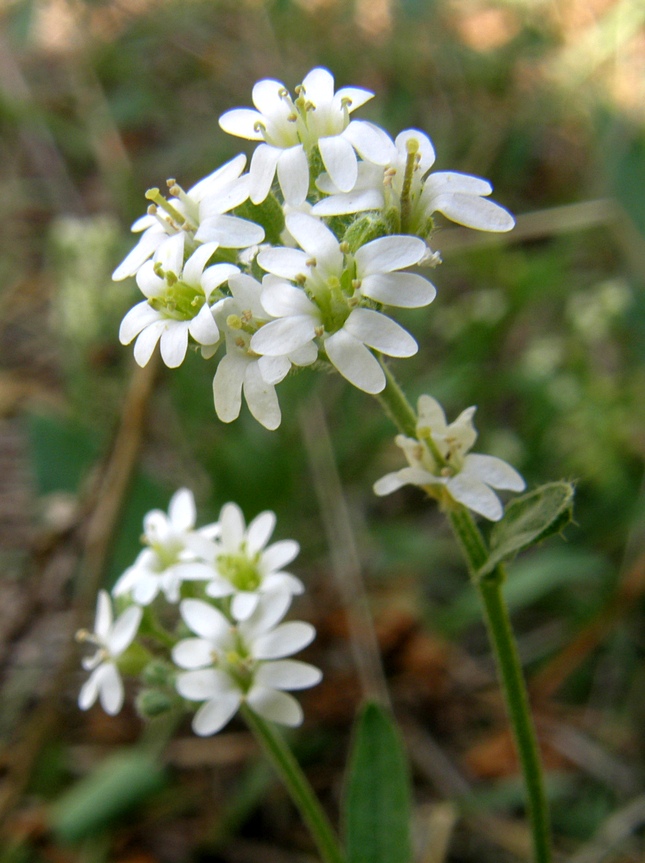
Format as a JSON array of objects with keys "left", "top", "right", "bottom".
[
  {"left": 344, "top": 702, "right": 412, "bottom": 863},
  {"left": 478, "top": 481, "right": 575, "bottom": 577},
  {"left": 26, "top": 412, "right": 99, "bottom": 495},
  {"left": 50, "top": 750, "right": 166, "bottom": 844}
]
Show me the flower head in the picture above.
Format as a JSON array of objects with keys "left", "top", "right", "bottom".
[
  {"left": 250, "top": 213, "right": 434, "bottom": 394},
  {"left": 204, "top": 502, "right": 303, "bottom": 621},
  {"left": 119, "top": 234, "right": 240, "bottom": 368},
  {"left": 219, "top": 67, "right": 394, "bottom": 205},
  {"left": 77, "top": 591, "right": 142, "bottom": 715},
  {"left": 313, "top": 129, "right": 515, "bottom": 236},
  {"left": 112, "top": 154, "right": 263, "bottom": 282},
  {"left": 173, "top": 593, "right": 321, "bottom": 735},
  {"left": 374, "top": 395, "right": 525, "bottom": 521},
  {"left": 113, "top": 488, "right": 217, "bottom": 605}
]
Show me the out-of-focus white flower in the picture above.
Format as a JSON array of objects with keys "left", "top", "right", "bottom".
[
  {"left": 174, "top": 593, "right": 321, "bottom": 735},
  {"left": 212, "top": 273, "right": 316, "bottom": 430},
  {"left": 313, "top": 129, "right": 515, "bottom": 235},
  {"left": 374, "top": 395, "right": 525, "bottom": 521},
  {"left": 250, "top": 213, "right": 433, "bottom": 393},
  {"left": 112, "top": 154, "right": 263, "bottom": 281},
  {"left": 204, "top": 502, "right": 303, "bottom": 621},
  {"left": 219, "top": 67, "right": 394, "bottom": 205},
  {"left": 113, "top": 488, "right": 217, "bottom": 605},
  {"left": 119, "top": 234, "right": 240, "bottom": 368},
  {"left": 77, "top": 591, "right": 142, "bottom": 715}
]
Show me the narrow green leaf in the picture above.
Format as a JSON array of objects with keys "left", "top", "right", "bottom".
[
  {"left": 50, "top": 750, "right": 166, "bottom": 843},
  {"left": 478, "top": 481, "right": 575, "bottom": 578},
  {"left": 344, "top": 702, "right": 413, "bottom": 863}
]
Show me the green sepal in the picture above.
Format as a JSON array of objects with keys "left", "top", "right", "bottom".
[
  {"left": 136, "top": 687, "right": 178, "bottom": 718},
  {"left": 477, "top": 481, "right": 575, "bottom": 578},
  {"left": 117, "top": 641, "right": 152, "bottom": 677},
  {"left": 235, "top": 193, "right": 285, "bottom": 246},
  {"left": 343, "top": 702, "right": 413, "bottom": 863},
  {"left": 342, "top": 214, "right": 388, "bottom": 253}
]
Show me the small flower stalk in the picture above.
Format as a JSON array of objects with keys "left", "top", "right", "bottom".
[{"left": 77, "top": 490, "right": 321, "bottom": 736}]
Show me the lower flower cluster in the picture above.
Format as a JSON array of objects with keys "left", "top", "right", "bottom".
[{"left": 77, "top": 490, "right": 321, "bottom": 735}]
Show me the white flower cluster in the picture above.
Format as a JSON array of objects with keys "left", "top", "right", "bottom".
[
  {"left": 77, "top": 489, "right": 321, "bottom": 734},
  {"left": 374, "top": 395, "right": 525, "bottom": 521},
  {"left": 114, "top": 67, "right": 514, "bottom": 429}
]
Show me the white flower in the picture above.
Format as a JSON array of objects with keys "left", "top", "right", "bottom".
[
  {"left": 77, "top": 591, "right": 142, "bottom": 715},
  {"left": 212, "top": 273, "right": 316, "bottom": 430},
  {"left": 250, "top": 213, "right": 434, "bottom": 394},
  {"left": 173, "top": 593, "right": 321, "bottom": 735},
  {"left": 373, "top": 395, "right": 526, "bottom": 521},
  {"left": 112, "top": 154, "right": 263, "bottom": 281},
  {"left": 313, "top": 129, "right": 515, "bottom": 235},
  {"left": 119, "top": 233, "right": 240, "bottom": 368},
  {"left": 204, "top": 502, "right": 303, "bottom": 621},
  {"left": 113, "top": 488, "right": 217, "bottom": 605},
  {"left": 219, "top": 67, "right": 394, "bottom": 205}
]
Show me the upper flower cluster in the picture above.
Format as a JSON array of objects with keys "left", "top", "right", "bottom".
[
  {"left": 114, "top": 67, "right": 515, "bottom": 430},
  {"left": 77, "top": 490, "right": 320, "bottom": 734}
]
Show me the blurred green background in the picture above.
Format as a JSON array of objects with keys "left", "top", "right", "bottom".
[{"left": 1, "top": 0, "right": 645, "bottom": 860}]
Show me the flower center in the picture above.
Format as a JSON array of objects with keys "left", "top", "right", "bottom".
[
  {"left": 217, "top": 552, "right": 261, "bottom": 592},
  {"left": 149, "top": 279, "right": 206, "bottom": 321}
]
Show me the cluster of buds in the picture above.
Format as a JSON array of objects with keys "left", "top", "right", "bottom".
[{"left": 77, "top": 490, "right": 321, "bottom": 735}]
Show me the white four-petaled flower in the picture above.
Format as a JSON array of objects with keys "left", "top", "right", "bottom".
[
  {"left": 313, "top": 128, "right": 515, "bottom": 235},
  {"left": 173, "top": 593, "right": 322, "bottom": 735},
  {"left": 374, "top": 395, "right": 525, "bottom": 521},
  {"left": 204, "top": 502, "right": 303, "bottom": 621},
  {"left": 219, "top": 67, "right": 394, "bottom": 205},
  {"left": 113, "top": 488, "right": 217, "bottom": 605},
  {"left": 78, "top": 591, "right": 142, "bottom": 715},
  {"left": 250, "top": 213, "right": 435, "bottom": 394}
]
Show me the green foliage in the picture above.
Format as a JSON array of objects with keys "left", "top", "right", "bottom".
[
  {"left": 343, "top": 703, "right": 413, "bottom": 863},
  {"left": 50, "top": 750, "right": 166, "bottom": 843},
  {"left": 478, "top": 481, "right": 575, "bottom": 578}
]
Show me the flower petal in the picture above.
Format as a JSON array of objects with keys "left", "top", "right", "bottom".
[
  {"left": 133, "top": 320, "right": 166, "bottom": 367},
  {"left": 260, "top": 539, "right": 299, "bottom": 572},
  {"left": 192, "top": 691, "right": 241, "bottom": 735},
  {"left": 246, "top": 687, "right": 303, "bottom": 726},
  {"left": 231, "top": 592, "right": 260, "bottom": 621},
  {"left": 462, "top": 454, "right": 525, "bottom": 492},
  {"left": 251, "top": 316, "right": 317, "bottom": 357},
  {"left": 249, "top": 143, "right": 281, "bottom": 204},
  {"left": 243, "top": 362, "right": 281, "bottom": 430},
  {"left": 447, "top": 474, "right": 504, "bottom": 521},
  {"left": 219, "top": 108, "right": 266, "bottom": 140},
  {"left": 277, "top": 146, "right": 309, "bottom": 206},
  {"left": 180, "top": 599, "right": 231, "bottom": 641},
  {"left": 213, "top": 353, "right": 245, "bottom": 423},
  {"left": 160, "top": 321, "right": 189, "bottom": 368},
  {"left": 252, "top": 621, "right": 316, "bottom": 659},
  {"left": 255, "top": 659, "right": 322, "bottom": 690},
  {"left": 325, "top": 329, "right": 385, "bottom": 393},
  {"left": 344, "top": 308, "right": 417, "bottom": 357},
  {"left": 97, "top": 663, "right": 124, "bottom": 715},
  {"left": 119, "top": 303, "right": 160, "bottom": 345},
  {"left": 360, "top": 272, "right": 436, "bottom": 308},
  {"left": 318, "top": 135, "right": 357, "bottom": 193},
  {"left": 356, "top": 235, "right": 426, "bottom": 275},
  {"left": 343, "top": 120, "right": 396, "bottom": 164},
  {"left": 246, "top": 511, "right": 276, "bottom": 554},
  {"left": 172, "top": 637, "right": 214, "bottom": 669},
  {"left": 107, "top": 606, "right": 142, "bottom": 656},
  {"left": 196, "top": 215, "right": 265, "bottom": 248}
]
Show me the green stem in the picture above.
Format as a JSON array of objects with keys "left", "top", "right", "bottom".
[
  {"left": 376, "top": 361, "right": 417, "bottom": 437},
  {"left": 375, "top": 366, "right": 552, "bottom": 863},
  {"left": 449, "top": 510, "right": 552, "bottom": 863},
  {"left": 241, "top": 705, "right": 346, "bottom": 863}
]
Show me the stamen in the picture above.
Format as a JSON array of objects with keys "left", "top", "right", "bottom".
[
  {"left": 400, "top": 144, "right": 419, "bottom": 233},
  {"left": 145, "top": 188, "right": 187, "bottom": 228},
  {"left": 305, "top": 257, "right": 317, "bottom": 268}
]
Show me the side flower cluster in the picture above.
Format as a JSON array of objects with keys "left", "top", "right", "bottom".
[
  {"left": 76, "top": 489, "right": 321, "bottom": 734},
  {"left": 114, "top": 67, "right": 514, "bottom": 429}
]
